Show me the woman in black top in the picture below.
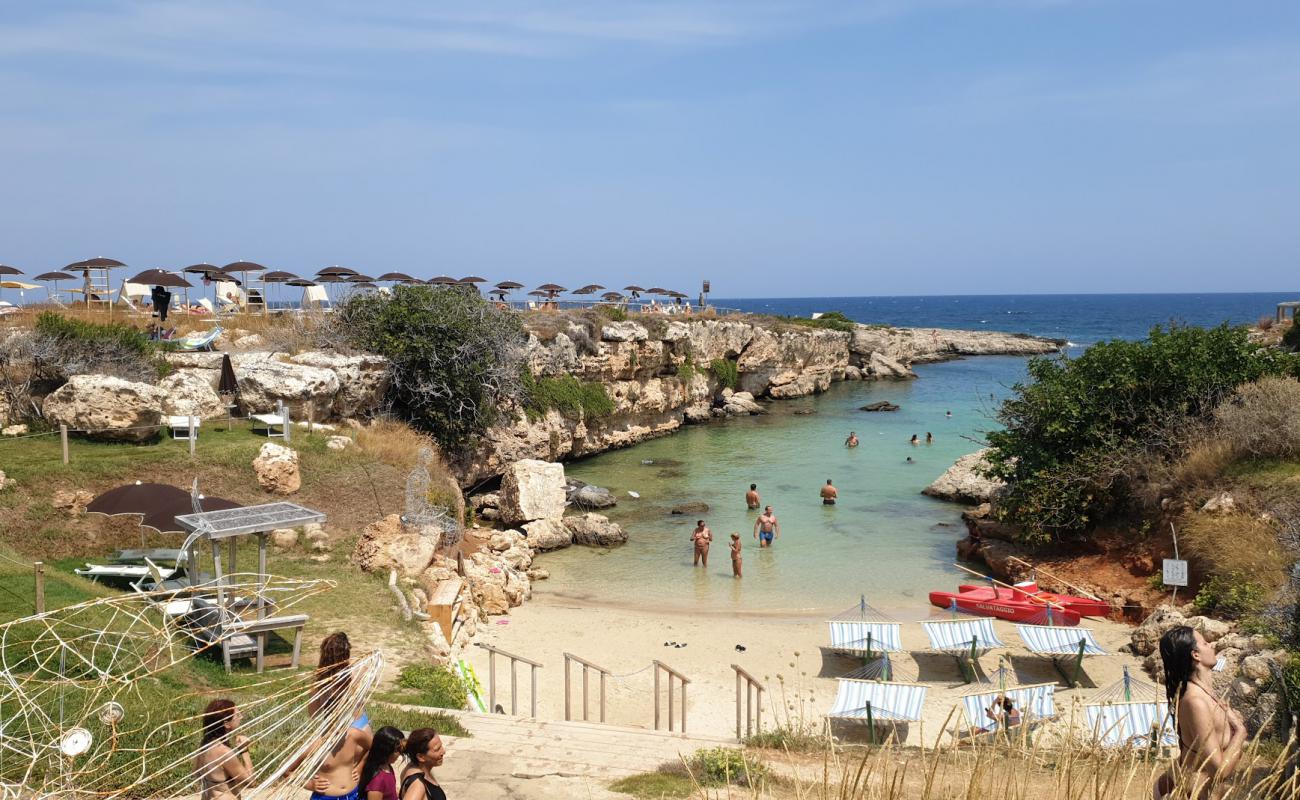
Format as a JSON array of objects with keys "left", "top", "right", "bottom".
[{"left": 399, "top": 728, "right": 447, "bottom": 800}]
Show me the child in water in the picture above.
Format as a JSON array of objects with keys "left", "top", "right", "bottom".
[{"left": 729, "top": 534, "right": 742, "bottom": 578}]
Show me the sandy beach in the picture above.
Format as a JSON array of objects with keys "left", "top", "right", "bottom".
[{"left": 464, "top": 584, "right": 1147, "bottom": 747}]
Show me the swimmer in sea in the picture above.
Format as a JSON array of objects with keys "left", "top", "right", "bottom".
[
  {"left": 909, "top": 434, "right": 919, "bottom": 445},
  {"left": 925, "top": 432, "right": 933, "bottom": 444},
  {"left": 845, "top": 432, "right": 859, "bottom": 448},
  {"left": 820, "top": 479, "right": 838, "bottom": 505},
  {"left": 745, "top": 483, "right": 760, "bottom": 510}
]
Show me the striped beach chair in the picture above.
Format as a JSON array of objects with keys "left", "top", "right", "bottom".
[
  {"left": 959, "top": 682, "right": 1057, "bottom": 740},
  {"left": 921, "top": 618, "right": 1005, "bottom": 682},
  {"left": 1015, "top": 624, "right": 1108, "bottom": 687},
  {"left": 1085, "top": 701, "right": 1176, "bottom": 749},
  {"left": 827, "top": 678, "right": 928, "bottom": 742},
  {"left": 825, "top": 620, "right": 903, "bottom": 660}
]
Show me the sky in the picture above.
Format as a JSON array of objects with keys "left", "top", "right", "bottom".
[{"left": 1, "top": 1, "right": 1298, "bottom": 297}]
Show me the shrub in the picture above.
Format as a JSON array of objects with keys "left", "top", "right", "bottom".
[
  {"left": 335, "top": 285, "right": 527, "bottom": 453},
  {"left": 522, "top": 373, "right": 615, "bottom": 421},
  {"left": 985, "top": 324, "right": 1300, "bottom": 540},
  {"left": 1258, "top": 316, "right": 1275, "bottom": 331},
  {"left": 709, "top": 358, "right": 739, "bottom": 390},
  {"left": 676, "top": 356, "right": 698, "bottom": 382},
  {"left": 395, "top": 663, "right": 469, "bottom": 709},
  {"left": 1285, "top": 320, "right": 1300, "bottom": 350},
  {"left": 1213, "top": 376, "right": 1300, "bottom": 460},
  {"left": 1178, "top": 511, "right": 1288, "bottom": 593},
  {"left": 598, "top": 305, "right": 628, "bottom": 322},
  {"left": 783, "top": 310, "right": 855, "bottom": 333},
  {"left": 691, "top": 747, "right": 767, "bottom": 787},
  {"left": 1194, "top": 574, "right": 1267, "bottom": 619},
  {"left": 33, "top": 312, "right": 162, "bottom": 380}
]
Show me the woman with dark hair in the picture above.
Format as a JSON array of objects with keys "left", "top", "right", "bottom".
[
  {"left": 361, "top": 727, "right": 405, "bottom": 800},
  {"left": 194, "top": 699, "right": 253, "bottom": 800},
  {"left": 299, "top": 632, "right": 374, "bottom": 800},
  {"left": 1154, "top": 625, "right": 1246, "bottom": 799},
  {"left": 311, "top": 632, "right": 371, "bottom": 731},
  {"left": 399, "top": 728, "right": 447, "bottom": 800}
]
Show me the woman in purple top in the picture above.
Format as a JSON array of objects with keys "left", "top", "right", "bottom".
[{"left": 360, "top": 727, "right": 405, "bottom": 800}]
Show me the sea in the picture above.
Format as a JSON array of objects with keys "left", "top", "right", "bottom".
[{"left": 541, "top": 293, "right": 1298, "bottom": 618}]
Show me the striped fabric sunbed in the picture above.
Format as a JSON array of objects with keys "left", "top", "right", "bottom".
[
  {"left": 959, "top": 682, "right": 1056, "bottom": 735},
  {"left": 1016, "top": 624, "right": 1108, "bottom": 686},
  {"left": 825, "top": 621, "right": 903, "bottom": 658},
  {"left": 1085, "top": 701, "right": 1176, "bottom": 748},
  {"left": 921, "top": 618, "right": 1005, "bottom": 681},
  {"left": 827, "top": 678, "right": 928, "bottom": 724}
]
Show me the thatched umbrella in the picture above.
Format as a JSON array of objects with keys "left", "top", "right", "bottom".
[
  {"left": 494, "top": 280, "right": 524, "bottom": 289},
  {"left": 601, "top": 291, "right": 625, "bottom": 301},
  {"left": 317, "top": 266, "right": 358, "bottom": 277},
  {"left": 35, "top": 271, "right": 75, "bottom": 302},
  {"left": 458, "top": 276, "right": 486, "bottom": 283},
  {"left": 573, "top": 284, "right": 605, "bottom": 295},
  {"left": 286, "top": 278, "right": 317, "bottom": 287}
]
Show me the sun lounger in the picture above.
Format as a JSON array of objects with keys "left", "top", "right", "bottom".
[
  {"left": 250, "top": 412, "right": 289, "bottom": 438},
  {"left": 112, "top": 548, "right": 186, "bottom": 565},
  {"left": 76, "top": 562, "right": 178, "bottom": 589},
  {"left": 1015, "top": 624, "right": 1108, "bottom": 686},
  {"left": 824, "top": 620, "right": 903, "bottom": 660},
  {"left": 174, "top": 326, "right": 222, "bottom": 352},
  {"left": 826, "top": 678, "right": 928, "bottom": 741},
  {"left": 959, "top": 682, "right": 1056, "bottom": 738},
  {"left": 921, "top": 618, "right": 1005, "bottom": 681},
  {"left": 1085, "top": 701, "right": 1176, "bottom": 749},
  {"left": 167, "top": 415, "right": 200, "bottom": 440}
]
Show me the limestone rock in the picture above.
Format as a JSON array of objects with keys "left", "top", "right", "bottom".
[
  {"left": 0, "top": 470, "right": 12, "bottom": 490},
  {"left": 1200, "top": 492, "right": 1235, "bottom": 514},
  {"left": 564, "top": 513, "right": 628, "bottom": 547},
  {"left": 498, "top": 459, "right": 567, "bottom": 524},
  {"left": 723, "top": 391, "right": 763, "bottom": 416},
  {"left": 470, "top": 493, "right": 500, "bottom": 512},
  {"left": 325, "top": 435, "right": 352, "bottom": 451},
  {"left": 2, "top": 424, "right": 29, "bottom": 436},
  {"left": 232, "top": 333, "right": 266, "bottom": 350},
  {"left": 289, "top": 352, "right": 390, "bottom": 418},
  {"left": 252, "top": 442, "right": 301, "bottom": 494},
  {"left": 488, "top": 532, "right": 514, "bottom": 552},
  {"left": 1184, "top": 615, "right": 1231, "bottom": 643},
  {"left": 865, "top": 352, "right": 916, "bottom": 380},
  {"left": 159, "top": 370, "right": 226, "bottom": 420},
  {"left": 922, "top": 449, "right": 1005, "bottom": 504},
  {"left": 1131, "top": 606, "right": 1188, "bottom": 657},
  {"left": 521, "top": 518, "right": 572, "bottom": 551},
  {"left": 860, "top": 401, "right": 900, "bottom": 412},
  {"left": 843, "top": 365, "right": 864, "bottom": 381},
  {"left": 526, "top": 567, "right": 550, "bottom": 581},
  {"left": 42, "top": 375, "right": 165, "bottom": 442},
  {"left": 270, "top": 528, "right": 299, "bottom": 550},
  {"left": 1241, "top": 655, "right": 1273, "bottom": 682},
  {"left": 671, "top": 501, "right": 709, "bottom": 515},
  {"left": 53, "top": 489, "right": 94, "bottom": 515},
  {"left": 352, "top": 514, "right": 439, "bottom": 575},
  {"left": 566, "top": 481, "right": 617, "bottom": 510},
  {"left": 235, "top": 360, "right": 340, "bottom": 416},
  {"left": 601, "top": 321, "right": 649, "bottom": 342},
  {"left": 500, "top": 546, "right": 533, "bottom": 570}
]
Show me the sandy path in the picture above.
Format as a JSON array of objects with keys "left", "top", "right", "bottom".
[{"left": 463, "top": 586, "right": 1146, "bottom": 747}]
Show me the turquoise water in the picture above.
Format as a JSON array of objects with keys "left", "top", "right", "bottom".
[{"left": 546, "top": 356, "right": 1031, "bottom": 618}]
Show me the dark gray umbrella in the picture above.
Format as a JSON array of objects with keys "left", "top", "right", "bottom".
[
  {"left": 458, "top": 276, "right": 486, "bottom": 283},
  {"left": 428, "top": 275, "right": 458, "bottom": 285},
  {"left": 86, "top": 482, "right": 241, "bottom": 534},
  {"left": 623, "top": 285, "right": 645, "bottom": 292},
  {"left": 286, "top": 278, "right": 317, "bottom": 287},
  {"left": 67, "top": 257, "right": 126, "bottom": 269},
  {"left": 182, "top": 263, "right": 222, "bottom": 276},
  {"left": 218, "top": 353, "right": 238, "bottom": 395},
  {"left": 35, "top": 271, "right": 74, "bottom": 301},
  {"left": 349, "top": 274, "right": 377, "bottom": 282},
  {"left": 131, "top": 269, "right": 192, "bottom": 289},
  {"left": 573, "top": 284, "right": 604, "bottom": 295},
  {"left": 0, "top": 265, "right": 22, "bottom": 276},
  {"left": 377, "top": 272, "right": 415, "bottom": 282},
  {"left": 495, "top": 280, "right": 524, "bottom": 289},
  {"left": 317, "top": 266, "right": 358, "bottom": 277}
]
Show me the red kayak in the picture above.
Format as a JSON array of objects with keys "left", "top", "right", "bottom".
[{"left": 929, "top": 581, "right": 1110, "bottom": 627}]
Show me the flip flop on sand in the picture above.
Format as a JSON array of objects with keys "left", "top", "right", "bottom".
[
  {"left": 735, "top": 645, "right": 747, "bottom": 652},
  {"left": 664, "top": 641, "right": 676, "bottom": 647}
]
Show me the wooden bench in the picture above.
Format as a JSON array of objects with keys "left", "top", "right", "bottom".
[{"left": 426, "top": 578, "right": 464, "bottom": 644}]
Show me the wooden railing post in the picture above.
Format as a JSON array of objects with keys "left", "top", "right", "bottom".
[
  {"left": 731, "top": 664, "right": 765, "bottom": 741},
  {"left": 564, "top": 652, "right": 612, "bottom": 725},
  {"left": 60, "top": 425, "right": 69, "bottom": 464},
  {"left": 473, "top": 643, "right": 542, "bottom": 718},
  {"left": 653, "top": 661, "right": 691, "bottom": 733}
]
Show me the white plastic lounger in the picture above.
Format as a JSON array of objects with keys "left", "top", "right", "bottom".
[
  {"left": 827, "top": 679, "right": 928, "bottom": 731},
  {"left": 167, "top": 415, "right": 200, "bottom": 440},
  {"left": 76, "top": 563, "right": 177, "bottom": 583},
  {"left": 825, "top": 621, "right": 903, "bottom": 658},
  {"left": 921, "top": 618, "right": 1005, "bottom": 681},
  {"left": 174, "top": 327, "right": 221, "bottom": 352},
  {"left": 250, "top": 413, "right": 288, "bottom": 438},
  {"left": 1085, "top": 701, "right": 1176, "bottom": 749},
  {"left": 959, "top": 682, "right": 1056, "bottom": 737},
  {"left": 1016, "top": 624, "right": 1108, "bottom": 686}
]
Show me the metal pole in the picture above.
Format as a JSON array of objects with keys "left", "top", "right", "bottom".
[
  {"left": 60, "top": 425, "right": 69, "bottom": 464},
  {"left": 33, "top": 562, "right": 45, "bottom": 614}
]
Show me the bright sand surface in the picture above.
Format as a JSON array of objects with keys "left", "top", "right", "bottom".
[{"left": 465, "top": 592, "right": 1147, "bottom": 747}]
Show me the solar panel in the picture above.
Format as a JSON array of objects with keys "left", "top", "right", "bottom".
[{"left": 174, "top": 502, "right": 326, "bottom": 539}]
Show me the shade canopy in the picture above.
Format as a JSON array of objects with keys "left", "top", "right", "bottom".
[
  {"left": 535, "top": 283, "right": 567, "bottom": 291},
  {"left": 351, "top": 282, "right": 378, "bottom": 289},
  {"left": 647, "top": 287, "right": 669, "bottom": 294},
  {"left": 316, "top": 266, "right": 357, "bottom": 276},
  {"left": 35, "top": 271, "right": 75, "bottom": 281},
  {"left": 223, "top": 261, "right": 266, "bottom": 274},
  {"left": 316, "top": 274, "right": 349, "bottom": 283},
  {"left": 376, "top": 272, "right": 414, "bottom": 282},
  {"left": 494, "top": 280, "right": 524, "bottom": 289},
  {"left": 573, "top": 284, "right": 605, "bottom": 294},
  {"left": 458, "top": 275, "right": 486, "bottom": 283},
  {"left": 348, "top": 274, "right": 377, "bottom": 282},
  {"left": 427, "top": 275, "right": 458, "bottom": 284},
  {"left": 0, "top": 280, "right": 39, "bottom": 290},
  {"left": 527, "top": 290, "right": 550, "bottom": 297},
  {"left": 601, "top": 291, "right": 626, "bottom": 300},
  {"left": 0, "top": 265, "right": 23, "bottom": 276},
  {"left": 182, "top": 263, "right": 223, "bottom": 275},
  {"left": 623, "top": 285, "right": 645, "bottom": 292},
  {"left": 286, "top": 278, "right": 317, "bottom": 287},
  {"left": 130, "top": 269, "right": 193, "bottom": 288},
  {"left": 86, "top": 483, "right": 242, "bottom": 534},
  {"left": 67, "top": 257, "right": 126, "bottom": 269},
  {"left": 261, "top": 270, "right": 299, "bottom": 282}
]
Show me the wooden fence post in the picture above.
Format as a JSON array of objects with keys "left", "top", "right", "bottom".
[
  {"left": 306, "top": 401, "right": 315, "bottom": 435},
  {"left": 34, "top": 561, "right": 45, "bottom": 614},
  {"left": 60, "top": 425, "right": 69, "bottom": 465},
  {"left": 188, "top": 416, "right": 197, "bottom": 456}
]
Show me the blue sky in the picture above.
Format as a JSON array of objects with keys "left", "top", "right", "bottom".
[{"left": 1, "top": 1, "right": 1298, "bottom": 297}]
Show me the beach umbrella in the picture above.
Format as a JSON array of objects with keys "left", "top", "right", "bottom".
[
  {"left": 0, "top": 279, "right": 38, "bottom": 307},
  {"left": 494, "top": 280, "right": 524, "bottom": 289},
  {"left": 182, "top": 263, "right": 222, "bottom": 276},
  {"left": 286, "top": 278, "right": 317, "bottom": 287},
  {"left": 261, "top": 271, "right": 299, "bottom": 309},
  {"left": 316, "top": 265, "right": 357, "bottom": 276},
  {"left": 647, "top": 287, "right": 669, "bottom": 294},
  {"left": 376, "top": 272, "right": 414, "bottom": 282},
  {"left": 428, "top": 275, "right": 458, "bottom": 285},
  {"left": 224, "top": 261, "right": 266, "bottom": 274},
  {"left": 352, "top": 281, "right": 378, "bottom": 290},
  {"left": 349, "top": 274, "right": 377, "bottom": 282},
  {"left": 601, "top": 291, "right": 625, "bottom": 301},
  {"left": 218, "top": 353, "right": 239, "bottom": 395},
  {"left": 527, "top": 290, "right": 549, "bottom": 297},
  {"left": 573, "top": 284, "right": 605, "bottom": 295},
  {"left": 66, "top": 257, "right": 126, "bottom": 269},
  {"left": 536, "top": 283, "right": 567, "bottom": 292},
  {"left": 623, "top": 285, "right": 645, "bottom": 292},
  {"left": 458, "top": 276, "right": 486, "bottom": 283},
  {"left": 130, "top": 269, "right": 192, "bottom": 288},
  {"left": 0, "top": 266, "right": 22, "bottom": 307},
  {"left": 86, "top": 482, "right": 241, "bottom": 536},
  {"left": 35, "top": 271, "right": 75, "bottom": 302}
]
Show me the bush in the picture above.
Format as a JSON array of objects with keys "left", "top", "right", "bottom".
[
  {"left": 1178, "top": 511, "right": 1288, "bottom": 594},
  {"left": 783, "top": 310, "right": 855, "bottom": 333},
  {"left": 335, "top": 285, "right": 527, "bottom": 453},
  {"left": 1284, "top": 320, "right": 1300, "bottom": 350},
  {"left": 691, "top": 747, "right": 767, "bottom": 787},
  {"left": 985, "top": 324, "right": 1300, "bottom": 540},
  {"left": 676, "top": 356, "right": 698, "bottom": 382},
  {"left": 33, "top": 312, "right": 162, "bottom": 380},
  {"left": 1213, "top": 377, "right": 1300, "bottom": 460},
  {"left": 598, "top": 305, "right": 628, "bottom": 323},
  {"left": 395, "top": 663, "right": 469, "bottom": 709},
  {"left": 1194, "top": 574, "right": 1268, "bottom": 619},
  {"left": 522, "top": 373, "right": 615, "bottom": 421},
  {"left": 1258, "top": 316, "right": 1275, "bottom": 331},
  {"left": 709, "top": 358, "right": 739, "bottom": 390}
]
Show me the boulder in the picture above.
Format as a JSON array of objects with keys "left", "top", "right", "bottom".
[
  {"left": 159, "top": 370, "right": 227, "bottom": 420},
  {"left": 860, "top": 401, "right": 900, "bottom": 412},
  {"left": 671, "top": 501, "right": 709, "bottom": 515},
  {"left": 325, "top": 435, "right": 352, "bottom": 451},
  {"left": 1131, "top": 606, "right": 1188, "bottom": 657},
  {"left": 865, "top": 352, "right": 916, "bottom": 380},
  {"left": 270, "top": 528, "right": 299, "bottom": 550},
  {"left": 289, "top": 352, "right": 390, "bottom": 418},
  {"left": 470, "top": 492, "right": 500, "bottom": 512},
  {"left": 42, "top": 375, "right": 165, "bottom": 442},
  {"left": 843, "top": 365, "right": 864, "bottom": 381},
  {"left": 0, "top": 470, "right": 13, "bottom": 491},
  {"left": 252, "top": 442, "right": 301, "bottom": 495},
  {"left": 232, "top": 333, "right": 267, "bottom": 350},
  {"left": 52, "top": 489, "right": 94, "bottom": 515},
  {"left": 922, "top": 449, "right": 1005, "bottom": 504},
  {"left": 351, "top": 514, "right": 439, "bottom": 575},
  {"left": 601, "top": 321, "right": 649, "bottom": 342},
  {"left": 521, "top": 518, "right": 573, "bottom": 551},
  {"left": 722, "top": 391, "right": 763, "bottom": 416},
  {"left": 567, "top": 482, "right": 617, "bottom": 510},
  {"left": 498, "top": 459, "right": 567, "bottom": 524},
  {"left": 235, "top": 360, "right": 340, "bottom": 416},
  {"left": 500, "top": 546, "right": 533, "bottom": 570},
  {"left": 1200, "top": 492, "right": 1235, "bottom": 514},
  {"left": 2, "top": 424, "right": 29, "bottom": 436},
  {"left": 564, "top": 513, "right": 628, "bottom": 547},
  {"left": 1241, "top": 655, "right": 1273, "bottom": 682},
  {"left": 1183, "top": 615, "right": 1231, "bottom": 643}
]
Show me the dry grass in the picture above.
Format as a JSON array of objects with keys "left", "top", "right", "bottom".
[
  {"left": 1178, "top": 510, "right": 1289, "bottom": 593},
  {"left": 353, "top": 418, "right": 465, "bottom": 520},
  {"left": 1169, "top": 437, "right": 1238, "bottom": 488},
  {"left": 1214, "top": 377, "right": 1300, "bottom": 461}
]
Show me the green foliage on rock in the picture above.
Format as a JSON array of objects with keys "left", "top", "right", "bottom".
[
  {"left": 985, "top": 324, "right": 1300, "bottom": 540},
  {"left": 1194, "top": 574, "right": 1267, "bottom": 619},
  {"left": 783, "top": 310, "right": 855, "bottom": 333},
  {"left": 394, "top": 663, "right": 470, "bottom": 709},
  {"left": 336, "top": 285, "right": 526, "bottom": 453},
  {"left": 32, "top": 311, "right": 166, "bottom": 379},
  {"left": 676, "top": 356, "right": 698, "bottom": 382},
  {"left": 709, "top": 358, "right": 739, "bottom": 389},
  {"left": 522, "top": 373, "right": 615, "bottom": 421},
  {"left": 1284, "top": 320, "right": 1300, "bottom": 350}
]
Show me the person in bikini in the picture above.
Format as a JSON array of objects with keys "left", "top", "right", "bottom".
[
  {"left": 820, "top": 479, "right": 838, "bottom": 505},
  {"left": 1155, "top": 626, "right": 1246, "bottom": 800},
  {"left": 753, "top": 506, "right": 779, "bottom": 547},
  {"left": 745, "top": 483, "right": 760, "bottom": 510},
  {"left": 194, "top": 699, "right": 253, "bottom": 800},
  {"left": 690, "top": 520, "right": 712, "bottom": 567},
  {"left": 729, "top": 534, "right": 742, "bottom": 578}
]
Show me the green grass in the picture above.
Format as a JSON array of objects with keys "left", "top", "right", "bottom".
[
  {"left": 522, "top": 373, "right": 616, "bottom": 421},
  {"left": 1223, "top": 458, "right": 1300, "bottom": 483},
  {"left": 368, "top": 703, "right": 470, "bottom": 738},
  {"left": 608, "top": 771, "right": 698, "bottom": 799}
]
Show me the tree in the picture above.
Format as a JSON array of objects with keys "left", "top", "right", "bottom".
[{"left": 336, "top": 285, "right": 527, "bottom": 453}]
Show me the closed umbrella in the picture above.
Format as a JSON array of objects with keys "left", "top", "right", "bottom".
[{"left": 218, "top": 353, "right": 239, "bottom": 424}]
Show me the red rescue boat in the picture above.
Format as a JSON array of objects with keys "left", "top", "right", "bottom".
[{"left": 928, "top": 580, "right": 1110, "bottom": 627}]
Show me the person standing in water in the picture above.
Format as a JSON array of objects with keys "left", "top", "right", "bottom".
[
  {"left": 753, "top": 506, "right": 779, "bottom": 547},
  {"left": 925, "top": 432, "right": 933, "bottom": 444},
  {"left": 729, "top": 534, "right": 742, "bottom": 578},
  {"left": 820, "top": 479, "right": 838, "bottom": 505},
  {"left": 745, "top": 483, "right": 760, "bottom": 510},
  {"left": 1154, "top": 626, "right": 1246, "bottom": 799},
  {"left": 690, "top": 520, "right": 712, "bottom": 567},
  {"left": 909, "top": 434, "right": 919, "bottom": 445},
  {"left": 845, "top": 432, "right": 859, "bottom": 448}
]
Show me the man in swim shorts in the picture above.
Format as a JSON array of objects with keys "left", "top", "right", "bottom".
[
  {"left": 745, "top": 483, "right": 760, "bottom": 510},
  {"left": 690, "top": 520, "right": 712, "bottom": 567},
  {"left": 820, "top": 479, "right": 838, "bottom": 505},
  {"left": 845, "top": 432, "right": 859, "bottom": 448},
  {"left": 753, "top": 506, "right": 779, "bottom": 547}
]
